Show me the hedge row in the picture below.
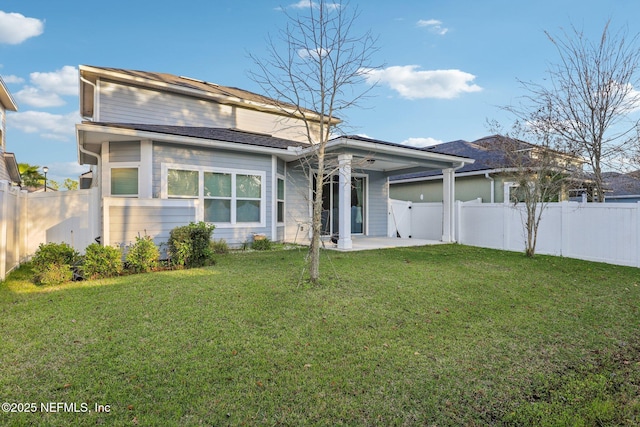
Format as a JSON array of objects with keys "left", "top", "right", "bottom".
[{"left": 31, "top": 222, "right": 219, "bottom": 285}]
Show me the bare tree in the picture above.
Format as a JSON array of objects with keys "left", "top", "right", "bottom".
[
  {"left": 249, "top": 0, "right": 378, "bottom": 284},
  {"left": 489, "top": 110, "right": 579, "bottom": 257},
  {"left": 519, "top": 21, "right": 640, "bottom": 202}
]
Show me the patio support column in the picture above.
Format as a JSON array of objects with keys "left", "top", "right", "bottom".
[
  {"left": 442, "top": 168, "right": 455, "bottom": 243},
  {"left": 338, "top": 154, "right": 352, "bottom": 249}
]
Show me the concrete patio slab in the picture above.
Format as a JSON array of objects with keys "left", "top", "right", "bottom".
[{"left": 324, "top": 236, "right": 446, "bottom": 251}]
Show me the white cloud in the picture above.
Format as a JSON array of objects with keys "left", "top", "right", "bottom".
[
  {"left": 13, "top": 66, "right": 79, "bottom": 108},
  {"left": 15, "top": 86, "right": 65, "bottom": 108},
  {"left": 298, "top": 47, "right": 331, "bottom": 60},
  {"left": 289, "top": 0, "right": 314, "bottom": 8},
  {"left": 283, "top": 0, "right": 341, "bottom": 10},
  {"left": 0, "top": 11, "right": 44, "bottom": 44},
  {"left": 7, "top": 110, "right": 78, "bottom": 141},
  {"left": 1, "top": 75, "right": 25, "bottom": 84},
  {"left": 362, "top": 65, "right": 482, "bottom": 100},
  {"left": 401, "top": 137, "right": 443, "bottom": 148},
  {"left": 30, "top": 66, "right": 78, "bottom": 96},
  {"left": 417, "top": 19, "right": 448, "bottom": 36}
]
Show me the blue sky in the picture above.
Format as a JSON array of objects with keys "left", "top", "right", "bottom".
[{"left": 1, "top": 0, "right": 639, "bottom": 184}]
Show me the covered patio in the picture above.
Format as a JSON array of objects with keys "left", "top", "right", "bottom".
[{"left": 301, "top": 135, "right": 475, "bottom": 249}]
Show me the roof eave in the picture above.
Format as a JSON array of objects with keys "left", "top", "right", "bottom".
[
  {"left": 0, "top": 76, "right": 18, "bottom": 111},
  {"left": 321, "top": 137, "right": 475, "bottom": 166},
  {"left": 76, "top": 123, "right": 301, "bottom": 165}
]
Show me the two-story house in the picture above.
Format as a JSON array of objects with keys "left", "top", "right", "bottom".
[{"left": 76, "top": 66, "right": 473, "bottom": 249}]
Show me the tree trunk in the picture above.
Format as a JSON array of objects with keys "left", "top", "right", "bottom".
[{"left": 309, "top": 151, "right": 325, "bottom": 284}]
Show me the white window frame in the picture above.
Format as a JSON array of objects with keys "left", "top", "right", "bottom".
[
  {"left": 276, "top": 175, "right": 285, "bottom": 224},
  {"left": 161, "top": 163, "right": 266, "bottom": 228},
  {"left": 106, "top": 162, "right": 140, "bottom": 198}
]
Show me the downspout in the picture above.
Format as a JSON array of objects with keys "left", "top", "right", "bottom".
[
  {"left": 77, "top": 136, "right": 102, "bottom": 244},
  {"left": 484, "top": 172, "right": 495, "bottom": 203}
]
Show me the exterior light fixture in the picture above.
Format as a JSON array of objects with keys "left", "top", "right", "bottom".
[{"left": 43, "top": 166, "right": 49, "bottom": 192}]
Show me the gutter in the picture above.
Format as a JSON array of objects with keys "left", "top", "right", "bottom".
[
  {"left": 485, "top": 172, "right": 495, "bottom": 203},
  {"left": 318, "top": 137, "right": 475, "bottom": 165}
]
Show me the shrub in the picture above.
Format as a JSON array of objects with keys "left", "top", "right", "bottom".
[
  {"left": 168, "top": 222, "right": 215, "bottom": 268},
  {"left": 251, "top": 237, "right": 273, "bottom": 251},
  {"left": 83, "top": 243, "right": 123, "bottom": 279},
  {"left": 126, "top": 235, "right": 160, "bottom": 274},
  {"left": 210, "top": 239, "right": 229, "bottom": 254},
  {"left": 31, "top": 242, "right": 79, "bottom": 285}
]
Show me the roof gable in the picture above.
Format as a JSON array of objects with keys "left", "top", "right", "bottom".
[{"left": 79, "top": 65, "right": 334, "bottom": 125}]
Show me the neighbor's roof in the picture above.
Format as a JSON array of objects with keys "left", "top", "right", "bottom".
[
  {"left": 78, "top": 65, "right": 337, "bottom": 124},
  {"left": 391, "top": 135, "right": 541, "bottom": 181},
  {"left": 603, "top": 171, "right": 640, "bottom": 197}
]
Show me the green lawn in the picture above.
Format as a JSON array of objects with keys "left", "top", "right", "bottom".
[{"left": 1, "top": 244, "right": 639, "bottom": 426}]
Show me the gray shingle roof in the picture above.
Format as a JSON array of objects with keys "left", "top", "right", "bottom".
[
  {"left": 603, "top": 171, "right": 640, "bottom": 196},
  {"left": 337, "top": 134, "right": 475, "bottom": 156},
  {"left": 89, "top": 122, "right": 310, "bottom": 150},
  {"left": 391, "top": 135, "right": 536, "bottom": 181}
]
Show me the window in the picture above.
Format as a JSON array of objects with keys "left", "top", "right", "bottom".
[
  {"left": 168, "top": 169, "right": 198, "bottom": 197},
  {"left": 236, "top": 174, "right": 261, "bottom": 223},
  {"left": 277, "top": 177, "right": 285, "bottom": 223},
  {"left": 163, "top": 165, "right": 265, "bottom": 226},
  {"left": 204, "top": 172, "right": 231, "bottom": 222},
  {"left": 111, "top": 168, "right": 138, "bottom": 196}
]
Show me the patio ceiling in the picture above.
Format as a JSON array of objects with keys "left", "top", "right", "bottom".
[{"left": 318, "top": 136, "right": 474, "bottom": 176}]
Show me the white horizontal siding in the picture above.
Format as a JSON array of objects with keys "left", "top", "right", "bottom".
[
  {"left": 104, "top": 199, "right": 197, "bottom": 251},
  {"left": 97, "top": 80, "right": 312, "bottom": 142},
  {"left": 283, "top": 163, "right": 311, "bottom": 244},
  {"left": 366, "top": 171, "right": 389, "bottom": 237},
  {"left": 109, "top": 141, "right": 140, "bottom": 162}
]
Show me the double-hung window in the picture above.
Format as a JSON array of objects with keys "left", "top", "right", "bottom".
[
  {"left": 204, "top": 172, "right": 232, "bottom": 222},
  {"left": 276, "top": 177, "right": 285, "bottom": 223},
  {"left": 235, "top": 174, "right": 262, "bottom": 223},
  {"left": 163, "top": 164, "right": 265, "bottom": 227}
]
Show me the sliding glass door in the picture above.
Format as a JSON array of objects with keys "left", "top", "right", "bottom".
[{"left": 317, "top": 175, "right": 366, "bottom": 236}]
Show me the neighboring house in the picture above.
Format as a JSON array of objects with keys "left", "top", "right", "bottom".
[
  {"left": 0, "top": 76, "right": 21, "bottom": 186},
  {"left": 390, "top": 135, "right": 586, "bottom": 204},
  {"left": 75, "top": 66, "right": 473, "bottom": 249},
  {"left": 603, "top": 171, "right": 640, "bottom": 203}
]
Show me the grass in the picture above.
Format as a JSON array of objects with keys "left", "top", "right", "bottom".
[{"left": 1, "top": 244, "right": 639, "bottom": 426}]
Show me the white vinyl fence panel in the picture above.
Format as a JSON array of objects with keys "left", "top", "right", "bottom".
[
  {"left": 395, "top": 197, "right": 640, "bottom": 268},
  {"left": 456, "top": 201, "right": 640, "bottom": 267},
  {"left": 0, "top": 183, "right": 99, "bottom": 280}
]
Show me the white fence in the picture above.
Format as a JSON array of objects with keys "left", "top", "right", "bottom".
[
  {"left": 0, "top": 181, "right": 99, "bottom": 280},
  {"left": 390, "top": 198, "right": 640, "bottom": 268}
]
